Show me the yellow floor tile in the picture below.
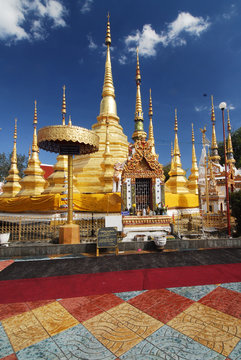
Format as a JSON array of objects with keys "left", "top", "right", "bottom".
[
  {"left": 184, "top": 302, "right": 241, "bottom": 338},
  {"left": 32, "top": 301, "right": 79, "bottom": 336},
  {"left": 2, "top": 311, "right": 49, "bottom": 352},
  {"left": 167, "top": 311, "right": 206, "bottom": 338},
  {"left": 107, "top": 302, "right": 163, "bottom": 338},
  {"left": 193, "top": 324, "right": 240, "bottom": 357},
  {"left": 83, "top": 311, "right": 143, "bottom": 357}
]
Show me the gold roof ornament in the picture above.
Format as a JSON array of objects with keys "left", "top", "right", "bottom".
[
  {"left": 226, "top": 109, "right": 235, "bottom": 167},
  {"left": 148, "top": 89, "right": 157, "bottom": 158},
  {"left": 43, "top": 88, "right": 79, "bottom": 194},
  {"left": 170, "top": 142, "right": 174, "bottom": 170},
  {"left": 17, "top": 101, "right": 47, "bottom": 196},
  {"left": 210, "top": 95, "right": 220, "bottom": 164},
  {"left": 132, "top": 48, "right": 147, "bottom": 142},
  {"left": 1, "top": 118, "right": 21, "bottom": 197},
  {"left": 188, "top": 123, "right": 199, "bottom": 194},
  {"left": 165, "top": 109, "right": 189, "bottom": 194}
]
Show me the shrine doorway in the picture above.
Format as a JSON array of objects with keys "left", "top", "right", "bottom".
[{"left": 135, "top": 178, "right": 152, "bottom": 210}]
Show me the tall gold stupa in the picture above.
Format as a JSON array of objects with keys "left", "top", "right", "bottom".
[{"left": 73, "top": 15, "right": 129, "bottom": 193}]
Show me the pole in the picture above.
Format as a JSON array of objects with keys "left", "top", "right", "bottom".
[
  {"left": 67, "top": 154, "right": 73, "bottom": 224},
  {"left": 221, "top": 108, "right": 231, "bottom": 237}
]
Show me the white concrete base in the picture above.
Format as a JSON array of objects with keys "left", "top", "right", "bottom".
[
  {"left": 0, "top": 233, "right": 10, "bottom": 246},
  {"left": 122, "top": 228, "right": 169, "bottom": 242}
]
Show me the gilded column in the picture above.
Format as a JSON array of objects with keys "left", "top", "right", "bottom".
[{"left": 1, "top": 119, "right": 21, "bottom": 197}]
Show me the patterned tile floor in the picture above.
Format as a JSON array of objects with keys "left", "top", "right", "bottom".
[{"left": 1, "top": 281, "right": 241, "bottom": 359}]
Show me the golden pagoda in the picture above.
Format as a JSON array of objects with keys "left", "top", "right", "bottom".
[
  {"left": 165, "top": 109, "right": 189, "bottom": 194},
  {"left": 73, "top": 14, "right": 129, "bottom": 193},
  {"left": 43, "top": 86, "right": 79, "bottom": 194},
  {"left": 187, "top": 124, "right": 199, "bottom": 194},
  {"left": 17, "top": 101, "right": 47, "bottom": 196},
  {"left": 226, "top": 109, "right": 235, "bottom": 168},
  {"left": 132, "top": 48, "right": 147, "bottom": 142},
  {"left": 1, "top": 119, "right": 21, "bottom": 197},
  {"left": 148, "top": 89, "right": 157, "bottom": 158},
  {"left": 210, "top": 95, "right": 220, "bottom": 164}
]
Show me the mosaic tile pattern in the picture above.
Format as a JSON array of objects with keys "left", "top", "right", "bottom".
[
  {"left": 0, "top": 282, "right": 241, "bottom": 359},
  {"left": 221, "top": 282, "right": 241, "bottom": 294},
  {"left": 167, "top": 284, "right": 217, "bottom": 301},
  {"left": 199, "top": 286, "right": 241, "bottom": 319},
  {"left": 114, "top": 290, "right": 146, "bottom": 301}
]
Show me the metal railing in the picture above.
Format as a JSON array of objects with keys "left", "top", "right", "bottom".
[{"left": 0, "top": 216, "right": 105, "bottom": 243}]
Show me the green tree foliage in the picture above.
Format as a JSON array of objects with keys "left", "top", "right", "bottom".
[
  {"left": 218, "top": 127, "right": 241, "bottom": 168},
  {"left": 163, "top": 163, "right": 171, "bottom": 181},
  {"left": 230, "top": 190, "right": 241, "bottom": 237},
  {"left": 0, "top": 152, "right": 28, "bottom": 182}
]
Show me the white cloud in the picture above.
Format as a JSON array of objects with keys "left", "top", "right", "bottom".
[
  {"left": 80, "top": 0, "right": 93, "bottom": 14},
  {"left": 222, "top": 4, "right": 236, "bottom": 20},
  {"left": 119, "top": 55, "right": 127, "bottom": 65},
  {"left": 124, "top": 12, "right": 210, "bottom": 57},
  {"left": 87, "top": 34, "right": 97, "bottom": 49},
  {"left": 194, "top": 105, "right": 208, "bottom": 112},
  {"left": 228, "top": 104, "right": 235, "bottom": 110},
  {"left": 0, "top": 0, "right": 67, "bottom": 43}
]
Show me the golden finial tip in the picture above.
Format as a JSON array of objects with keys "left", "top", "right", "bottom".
[
  {"left": 33, "top": 100, "right": 38, "bottom": 125},
  {"left": 68, "top": 115, "right": 72, "bottom": 126}
]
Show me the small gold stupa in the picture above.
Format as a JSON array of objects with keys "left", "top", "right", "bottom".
[
  {"left": 165, "top": 109, "right": 189, "bottom": 194},
  {"left": 1, "top": 119, "right": 21, "bottom": 197},
  {"left": 187, "top": 124, "right": 199, "bottom": 194},
  {"left": 148, "top": 89, "right": 158, "bottom": 159},
  {"left": 17, "top": 101, "right": 47, "bottom": 196}
]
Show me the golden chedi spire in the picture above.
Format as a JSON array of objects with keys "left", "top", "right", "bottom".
[
  {"left": 43, "top": 87, "right": 79, "bottom": 194},
  {"left": 17, "top": 101, "right": 46, "bottom": 196},
  {"left": 210, "top": 95, "right": 220, "bottom": 163},
  {"left": 148, "top": 89, "right": 158, "bottom": 158},
  {"left": 1, "top": 118, "right": 21, "bottom": 197},
  {"left": 165, "top": 109, "right": 189, "bottom": 194},
  {"left": 62, "top": 85, "right": 66, "bottom": 125},
  {"left": 74, "top": 15, "right": 129, "bottom": 194},
  {"left": 132, "top": 48, "right": 147, "bottom": 142},
  {"left": 99, "top": 13, "right": 117, "bottom": 116},
  {"left": 226, "top": 109, "right": 235, "bottom": 168},
  {"left": 188, "top": 123, "right": 199, "bottom": 194}
]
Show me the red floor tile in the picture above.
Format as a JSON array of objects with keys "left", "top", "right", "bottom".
[
  {"left": 199, "top": 286, "right": 241, "bottom": 319},
  {"left": 90, "top": 293, "right": 124, "bottom": 311},
  {"left": 0, "top": 354, "right": 18, "bottom": 360},
  {"left": 143, "top": 291, "right": 194, "bottom": 323},
  {"left": 0, "top": 260, "right": 14, "bottom": 272},
  {"left": 0, "top": 302, "right": 29, "bottom": 321},
  {"left": 26, "top": 299, "right": 55, "bottom": 310},
  {"left": 128, "top": 288, "right": 182, "bottom": 312},
  {"left": 60, "top": 296, "right": 104, "bottom": 322}
]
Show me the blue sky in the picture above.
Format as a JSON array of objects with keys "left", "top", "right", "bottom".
[{"left": 0, "top": 0, "right": 241, "bottom": 174}]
